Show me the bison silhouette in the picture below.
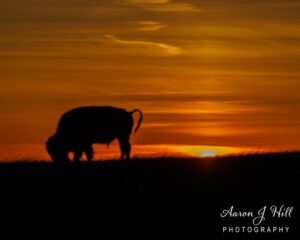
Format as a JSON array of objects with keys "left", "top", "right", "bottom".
[{"left": 46, "top": 106, "right": 143, "bottom": 162}]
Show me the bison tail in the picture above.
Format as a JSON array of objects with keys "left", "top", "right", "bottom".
[{"left": 130, "top": 109, "right": 143, "bottom": 133}]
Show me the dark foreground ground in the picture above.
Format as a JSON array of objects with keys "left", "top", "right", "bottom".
[{"left": 0, "top": 153, "right": 299, "bottom": 237}]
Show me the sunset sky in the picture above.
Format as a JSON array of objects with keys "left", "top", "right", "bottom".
[{"left": 1, "top": 0, "right": 300, "bottom": 160}]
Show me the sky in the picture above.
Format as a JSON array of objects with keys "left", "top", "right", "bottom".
[{"left": 1, "top": 0, "right": 300, "bottom": 160}]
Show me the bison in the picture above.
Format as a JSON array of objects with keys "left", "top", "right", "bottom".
[{"left": 46, "top": 106, "right": 143, "bottom": 163}]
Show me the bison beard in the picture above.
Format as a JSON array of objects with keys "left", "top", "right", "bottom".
[{"left": 46, "top": 106, "right": 143, "bottom": 162}]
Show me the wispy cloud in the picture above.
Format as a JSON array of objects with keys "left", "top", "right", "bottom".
[
  {"left": 123, "top": 0, "right": 201, "bottom": 13},
  {"left": 135, "top": 21, "right": 167, "bottom": 31},
  {"left": 144, "top": 2, "right": 201, "bottom": 12},
  {"left": 105, "top": 34, "right": 181, "bottom": 56},
  {"left": 126, "top": 0, "right": 170, "bottom": 3}
]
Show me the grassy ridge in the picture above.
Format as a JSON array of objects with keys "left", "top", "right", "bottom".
[
  {"left": 0, "top": 152, "right": 299, "bottom": 207},
  {"left": 0, "top": 152, "right": 299, "bottom": 234}
]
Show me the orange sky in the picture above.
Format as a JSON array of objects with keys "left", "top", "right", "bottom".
[{"left": 1, "top": 0, "right": 300, "bottom": 159}]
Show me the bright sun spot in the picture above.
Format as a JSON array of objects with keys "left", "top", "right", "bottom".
[{"left": 199, "top": 150, "right": 216, "bottom": 157}]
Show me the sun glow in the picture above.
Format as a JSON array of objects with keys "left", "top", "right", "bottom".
[
  {"left": 0, "top": 143, "right": 254, "bottom": 162},
  {"left": 199, "top": 150, "right": 216, "bottom": 158},
  {"left": 175, "top": 145, "right": 249, "bottom": 158}
]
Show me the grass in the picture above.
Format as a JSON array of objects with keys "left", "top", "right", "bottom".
[
  {"left": 0, "top": 153, "right": 298, "bottom": 207},
  {"left": 0, "top": 152, "right": 299, "bottom": 234}
]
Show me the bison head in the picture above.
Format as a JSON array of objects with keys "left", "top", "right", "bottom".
[{"left": 46, "top": 134, "right": 69, "bottom": 163}]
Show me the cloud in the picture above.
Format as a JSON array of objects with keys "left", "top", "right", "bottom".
[
  {"left": 126, "top": 0, "right": 171, "bottom": 3},
  {"left": 105, "top": 34, "right": 181, "bottom": 56},
  {"left": 144, "top": 2, "right": 201, "bottom": 12},
  {"left": 123, "top": 0, "right": 201, "bottom": 13},
  {"left": 135, "top": 21, "right": 167, "bottom": 31},
  {"left": 90, "top": 92, "right": 243, "bottom": 102}
]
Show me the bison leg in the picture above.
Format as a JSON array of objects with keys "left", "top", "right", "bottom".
[
  {"left": 74, "top": 150, "right": 83, "bottom": 162},
  {"left": 118, "top": 137, "right": 131, "bottom": 160},
  {"left": 85, "top": 145, "right": 94, "bottom": 162}
]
